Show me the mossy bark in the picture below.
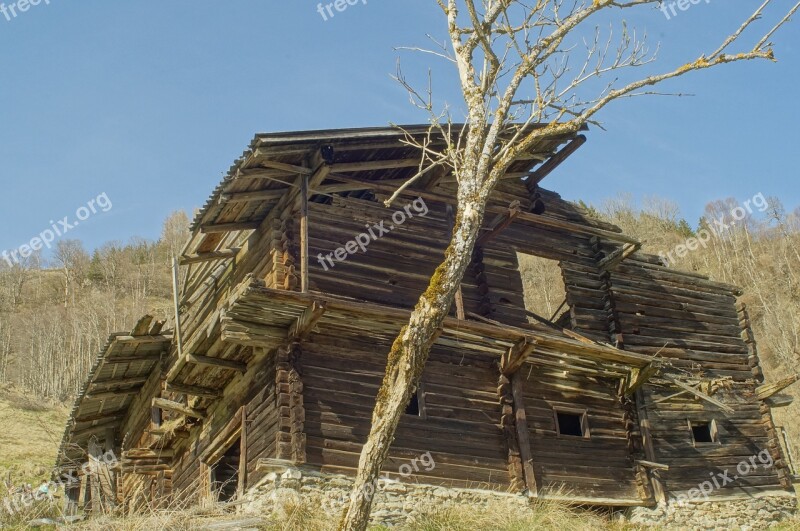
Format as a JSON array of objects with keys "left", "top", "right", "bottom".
[{"left": 338, "top": 184, "right": 487, "bottom": 531}]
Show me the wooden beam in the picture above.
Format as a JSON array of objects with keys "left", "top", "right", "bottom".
[
  {"left": 300, "top": 173, "right": 310, "bottom": 293},
  {"left": 501, "top": 337, "right": 537, "bottom": 375},
  {"left": 185, "top": 353, "right": 247, "bottom": 374},
  {"left": 86, "top": 388, "right": 142, "bottom": 400},
  {"left": 180, "top": 249, "right": 241, "bottom": 266},
  {"left": 91, "top": 375, "right": 149, "bottom": 389},
  {"left": 109, "top": 335, "right": 172, "bottom": 345},
  {"left": 152, "top": 398, "right": 206, "bottom": 420},
  {"left": 230, "top": 168, "right": 296, "bottom": 181},
  {"left": 528, "top": 135, "right": 586, "bottom": 185},
  {"left": 165, "top": 382, "right": 222, "bottom": 399},
  {"left": 219, "top": 189, "right": 287, "bottom": 204},
  {"left": 200, "top": 407, "right": 243, "bottom": 463},
  {"left": 510, "top": 372, "right": 538, "bottom": 495},
  {"left": 636, "top": 460, "right": 670, "bottom": 471},
  {"left": 635, "top": 389, "right": 666, "bottom": 504},
  {"left": 757, "top": 375, "right": 800, "bottom": 400},
  {"left": 625, "top": 363, "right": 660, "bottom": 397},
  {"left": 477, "top": 201, "right": 521, "bottom": 247},
  {"left": 331, "top": 158, "right": 421, "bottom": 173},
  {"left": 288, "top": 301, "right": 327, "bottom": 341},
  {"left": 171, "top": 256, "right": 184, "bottom": 367},
  {"left": 664, "top": 376, "right": 735, "bottom": 413},
  {"left": 252, "top": 158, "right": 312, "bottom": 175},
  {"left": 765, "top": 394, "right": 794, "bottom": 408},
  {"left": 74, "top": 411, "right": 127, "bottom": 424},
  {"left": 71, "top": 418, "right": 121, "bottom": 440},
  {"left": 598, "top": 242, "right": 641, "bottom": 271},
  {"left": 200, "top": 222, "right": 260, "bottom": 234}
]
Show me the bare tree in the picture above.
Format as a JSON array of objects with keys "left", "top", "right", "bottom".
[
  {"left": 161, "top": 210, "right": 191, "bottom": 260},
  {"left": 341, "top": 2, "right": 800, "bottom": 528},
  {"left": 54, "top": 240, "right": 90, "bottom": 308}
]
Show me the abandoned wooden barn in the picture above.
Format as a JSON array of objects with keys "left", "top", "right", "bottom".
[{"left": 56, "top": 125, "right": 796, "bottom": 512}]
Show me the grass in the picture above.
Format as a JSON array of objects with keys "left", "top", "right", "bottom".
[{"left": 0, "top": 385, "right": 69, "bottom": 487}]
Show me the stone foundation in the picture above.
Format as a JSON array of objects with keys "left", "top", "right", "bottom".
[
  {"left": 627, "top": 495, "right": 797, "bottom": 530},
  {"left": 242, "top": 460, "right": 797, "bottom": 529},
  {"left": 241, "top": 461, "right": 529, "bottom": 527}
]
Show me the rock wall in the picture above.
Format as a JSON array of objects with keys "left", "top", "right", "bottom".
[
  {"left": 627, "top": 495, "right": 797, "bottom": 530},
  {"left": 242, "top": 460, "right": 796, "bottom": 529},
  {"left": 241, "top": 461, "right": 529, "bottom": 528}
]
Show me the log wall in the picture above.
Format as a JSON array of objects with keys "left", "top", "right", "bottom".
[{"left": 301, "top": 332, "right": 511, "bottom": 490}]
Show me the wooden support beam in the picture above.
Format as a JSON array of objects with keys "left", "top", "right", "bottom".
[
  {"left": 500, "top": 338, "right": 537, "bottom": 375},
  {"left": 635, "top": 389, "right": 666, "bottom": 504},
  {"left": 165, "top": 382, "right": 222, "bottom": 399},
  {"left": 664, "top": 376, "right": 735, "bottom": 413},
  {"left": 527, "top": 135, "right": 586, "bottom": 185},
  {"left": 331, "top": 157, "right": 421, "bottom": 173},
  {"left": 288, "top": 301, "right": 327, "bottom": 341},
  {"left": 71, "top": 418, "right": 121, "bottom": 440},
  {"left": 598, "top": 242, "right": 641, "bottom": 271},
  {"left": 152, "top": 397, "right": 206, "bottom": 420},
  {"left": 109, "top": 335, "right": 172, "bottom": 345},
  {"left": 477, "top": 201, "right": 521, "bottom": 247},
  {"left": 74, "top": 411, "right": 127, "bottom": 424},
  {"left": 200, "top": 407, "right": 243, "bottom": 463},
  {"left": 510, "top": 372, "right": 538, "bottom": 495},
  {"left": 636, "top": 460, "right": 670, "bottom": 471},
  {"left": 765, "top": 394, "right": 794, "bottom": 408},
  {"left": 219, "top": 189, "right": 287, "bottom": 204},
  {"left": 625, "top": 363, "right": 660, "bottom": 397},
  {"left": 300, "top": 173, "right": 310, "bottom": 293},
  {"left": 185, "top": 353, "right": 247, "bottom": 374},
  {"left": 200, "top": 221, "right": 261, "bottom": 234},
  {"left": 180, "top": 249, "right": 241, "bottom": 266},
  {"left": 86, "top": 388, "right": 142, "bottom": 400},
  {"left": 252, "top": 158, "right": 312, "bottom": 175},
  {"left": 757, "top": 374, "right": 800, "bottom": 400},
  {"left": 91, "top": 375, "right": 150, "bottom": 389}
]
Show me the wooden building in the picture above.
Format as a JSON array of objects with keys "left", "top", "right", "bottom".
[{"left": 56, "top": 125, "right": 795, "bottom": 512}]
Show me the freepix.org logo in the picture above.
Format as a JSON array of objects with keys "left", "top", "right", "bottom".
[{"left": 1, "top": 0, "right": 51, "bottom": 23}]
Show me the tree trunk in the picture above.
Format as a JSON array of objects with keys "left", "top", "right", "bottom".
[{"left": 339, "top": 187, "right": 486, "bottom": 531}]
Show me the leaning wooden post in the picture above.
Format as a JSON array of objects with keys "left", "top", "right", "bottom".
[
  {"left": 171, "top": 256, "right": 184, "bottom": 359},
  {"left": 300, "top": 174, "right": 310, "bottom": 293}
]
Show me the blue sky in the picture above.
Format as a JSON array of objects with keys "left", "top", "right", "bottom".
[{"left": 0, "top": 1, "right": 798, "bottom": 259}]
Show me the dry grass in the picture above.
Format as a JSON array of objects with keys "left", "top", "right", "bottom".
[
  {"left": 406, "top": 497, "right": 638, "bottom": 531},
  {"left": 0, "top": 385, "right": 69, "bottom": 486}
]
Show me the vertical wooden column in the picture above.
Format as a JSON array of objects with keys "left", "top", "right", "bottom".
[
  {"left": 300, "top": 174, "right": 309, "bottom": 293},
  {"left": 238, "top": 405, "right": 248, "bottom": 495},
  {"left": 498, "top": 374, "right": 525, "bottom": 492},
  {"left": 634, "top": 389, "right": 665, "bottom": 503},
  {"left": 510, "top": 372, "right": 538, "bottom": 496},
  {"left": 275, "top": 342, "right": 306, "bottom": 464},
  {"left": 498, "top": 371, "right": 538, "bottom": 494}
]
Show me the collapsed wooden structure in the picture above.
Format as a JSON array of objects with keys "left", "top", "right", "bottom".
[{"left": 57, "top": 125, "right": 795, "bottom": 511}]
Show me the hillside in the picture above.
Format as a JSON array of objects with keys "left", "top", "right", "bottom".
[{"left": 0, "top": 385, "right": 69, "bottom": 488}]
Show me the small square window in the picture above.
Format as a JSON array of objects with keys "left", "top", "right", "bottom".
[
  {"left": 554, "top": 409, "right": 589, "bottom": 438},
  {"left": 689, "top": 420, "right": 719, "bottom": 445}
]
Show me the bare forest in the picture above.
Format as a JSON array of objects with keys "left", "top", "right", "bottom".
[{"left": 0, "top": 212, "right": 189, "bottom": 401}]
